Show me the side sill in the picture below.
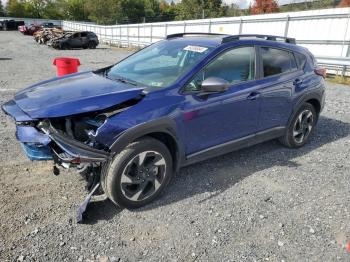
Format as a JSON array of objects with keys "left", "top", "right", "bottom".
[{"left": 183, "top": 127, "right": 285, "bottom": 166}]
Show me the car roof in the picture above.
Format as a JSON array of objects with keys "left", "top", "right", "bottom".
[{"left": 166, "top": 35, "right": 229, "bottom": 48}]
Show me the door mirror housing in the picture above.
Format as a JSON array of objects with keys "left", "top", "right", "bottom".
[{"left": 201, "top": 77, "right": 230, "bottom": 93}]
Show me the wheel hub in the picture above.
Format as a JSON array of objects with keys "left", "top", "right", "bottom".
[
  {"left": 120, "top": 151, "right": 166, "bottom": 202},
  {"left": 293, "top": 109, "right": 314, "bottom": 144}
]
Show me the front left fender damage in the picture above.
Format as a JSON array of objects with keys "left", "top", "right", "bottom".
[
  {"left": 14, "top": 124, "right": 110, "bottom": 163},
  {"left": 12, "top": 122, "right": 111, "bottom": 223},
  {"left": 2, "top": 92, "right": 146, "bottom": 221}
]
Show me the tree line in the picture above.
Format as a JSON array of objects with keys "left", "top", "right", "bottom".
[{"left": 1, "top": 0, "right": 349, "bottom": 25}]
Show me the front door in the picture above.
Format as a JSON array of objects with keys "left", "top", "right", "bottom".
[{"left": 179, "top": 46, "right": 262, "bottom": 155}]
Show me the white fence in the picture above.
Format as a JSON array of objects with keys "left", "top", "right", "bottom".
[
  {"left": 2, "top": 9, "right": 350, "bottom": 75},
  {"left": 63, "top": 7, "right": 350, "bottom": 60}
]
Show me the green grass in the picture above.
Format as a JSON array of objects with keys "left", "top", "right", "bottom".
[{"left": 326, "top": 75, "right": 350, "bottom": 85}]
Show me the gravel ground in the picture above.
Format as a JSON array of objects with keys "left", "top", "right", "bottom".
[{"left": 1, "top": 31, "right": 350, "bottom": 262}]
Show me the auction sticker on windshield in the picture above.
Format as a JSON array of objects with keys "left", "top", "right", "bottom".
[{"left": 183, "top": 45, "right": 208, "bottom": 53}]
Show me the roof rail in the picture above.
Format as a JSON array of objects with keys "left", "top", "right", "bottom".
[
  {"left": 166, "top": 32, "right": 227, "bottom": 39},
  {"left": 222, "top": 34, "right": 296, "bottom": 44},
  {"left": 166, "top": 33, "right": 296, "bottom": 45}
]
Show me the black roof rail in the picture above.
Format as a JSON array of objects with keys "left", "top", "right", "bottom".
[
  {"left": 222, "top": 34, "right": 296, "bottom": 44},
  {"left": 166, "top": 32, "right": 227, "bottom": 39},
  {"left": 166, "top": 33, "right": 296, "bottom": 45}
]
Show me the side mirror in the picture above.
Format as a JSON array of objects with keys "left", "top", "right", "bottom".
[{"left": 201, "top": 77, "right": 230, "bottom": 93}]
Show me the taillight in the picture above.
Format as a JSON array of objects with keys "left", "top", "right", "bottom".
[{"left": 314, "top": 67, "right": 326, "bottom": 78}]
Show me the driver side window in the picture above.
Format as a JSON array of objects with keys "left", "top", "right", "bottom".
[{"left": 184, "top": 46, "right": 255, "bottom": 92}]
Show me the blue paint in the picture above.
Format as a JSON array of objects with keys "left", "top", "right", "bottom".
[
  {"left": 13, "top": 71, "right": 144, "bottom": 118},
  {"left": 2, "top": 36, "right": 326, "bottom": 161},
  {"left": 20, "top": 143, "right": 53, "bottom": 161},
  {"left": 16, "top": 126, "right": 51, "bottom": 145}
]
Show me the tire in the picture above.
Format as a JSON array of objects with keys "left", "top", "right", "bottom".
[
  {"left": 88, "top": 41, "right": 96, "bottom": 49},
  {"left": 279, "top": 102, "right": 317, "bottom": 148},
  {"left": 60, "top": 43, "right": 69, "bottom": 50},
  {"left": 105, "top": 137, "right": 173, "bottom": 209}
]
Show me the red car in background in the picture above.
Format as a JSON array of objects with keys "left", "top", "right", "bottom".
[{"left": 19, "top": 24, "right": 42, "bottom": 35}]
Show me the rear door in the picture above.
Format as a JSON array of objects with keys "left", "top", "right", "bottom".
[
  {"left": 80, "top": 32, "right": 88, "bottom": 46},
  {"left": 255, "top": 46, "right": 302, "bottom": 131},
  {"left": 69, "top": 33, "right": 82, "bottom": 48}
]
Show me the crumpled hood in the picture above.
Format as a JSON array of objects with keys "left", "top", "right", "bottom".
[{"left": 13, "top": 71, "right": 144, "bottom": 118}]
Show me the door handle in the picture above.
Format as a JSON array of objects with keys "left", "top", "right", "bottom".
[
  {"left": 293, "top": 78, "right": 303, "bottom": 86},
  {"left": 247, "top": 91, "right": 261, "bottom": 100}
]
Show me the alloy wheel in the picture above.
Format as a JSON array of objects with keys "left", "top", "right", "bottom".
[
  {"left": 293, "top": 109, "right": 314, "bottom": 144},
  {"left": 120, "top": 151, "right": 166, "bottom": 202}
]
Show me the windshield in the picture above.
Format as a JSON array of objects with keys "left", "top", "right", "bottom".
[{"left": 106, "top": 40, "right": 214, "bottom": 88}]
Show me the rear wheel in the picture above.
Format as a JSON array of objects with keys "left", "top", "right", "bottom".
[
  {"left": 279, "top": 103, "right": 317, "bottom": 148},
  {"left": 105, "top": 137, "right": 173, "bottom": 209}
]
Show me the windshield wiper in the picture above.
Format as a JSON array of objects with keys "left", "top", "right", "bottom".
[
  {"left": 114, "top": 77, "right": 138, "bottom": 86},
  {"left": 104, "top": 71, "right": 138, "bottom": 86}
]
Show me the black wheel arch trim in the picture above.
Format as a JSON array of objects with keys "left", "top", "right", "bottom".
[
  {"left": 291, "top": 89, "right": 324, "bottom": 124},
  {"left": 109, "top": 118, "right": 185, "bottom": 172}
]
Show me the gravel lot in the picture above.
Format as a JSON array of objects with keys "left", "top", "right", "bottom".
[{"left": 1, "top": 31, "right": 350, "bottom": 262}]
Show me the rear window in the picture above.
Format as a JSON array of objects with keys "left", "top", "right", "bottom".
[
  {"left": 294, "top": 52, "right": 307, "bottom": 69},
  {"left": 261, "top": 47, "right": 297, "bottom": 77}
]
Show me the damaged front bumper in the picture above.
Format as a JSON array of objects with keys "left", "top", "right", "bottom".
[
  {"left": 2, "top": 100, "right": 111, "bottom": 222},
  {"left": 49, "top": 130, "right": 109, "bottom": 164},
  {"left": 15, "top": 124, "right": 110, "bottom": 164},
  {"left": 2, "top": 100, "right": 109, "bottom": 163}
]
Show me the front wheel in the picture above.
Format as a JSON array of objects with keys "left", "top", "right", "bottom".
[
  {"left": 60, "top": 43, "right": 69, "bottom": 50},
  {"left": 105, "top": 137, "right": 173, "bottom": 209},
  {"left": 279, "top": 103, "right": 317, "bottom": 148},
  {"left": 88, "top": 41, "right": 96, "bottom": 49}
]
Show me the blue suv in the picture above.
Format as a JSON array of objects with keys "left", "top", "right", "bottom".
[{"left": 2, "top": 34, "right": 326, "bottom": 212}]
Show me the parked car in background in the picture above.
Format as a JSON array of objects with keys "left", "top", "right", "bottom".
[
  {"left": 41, "top": 22, "right": 62, "bottom": 29},
  {"left": 41, "top": 22, "right": 55, "bottom": 28},
  {"left": 18, "top": 25, "right": 27, "bottom": 34},
  {"left": 2, "top": 34, "right": 326, "bottom": 215},
  {"left": 19, "top": 24, "right": 42, "bottom": 35},
  {"left": 49, "top": 31, "right": 99, "bottom": 49},
  {"left": 1, "top": 20, "right": 24, "bottom": 31}
]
